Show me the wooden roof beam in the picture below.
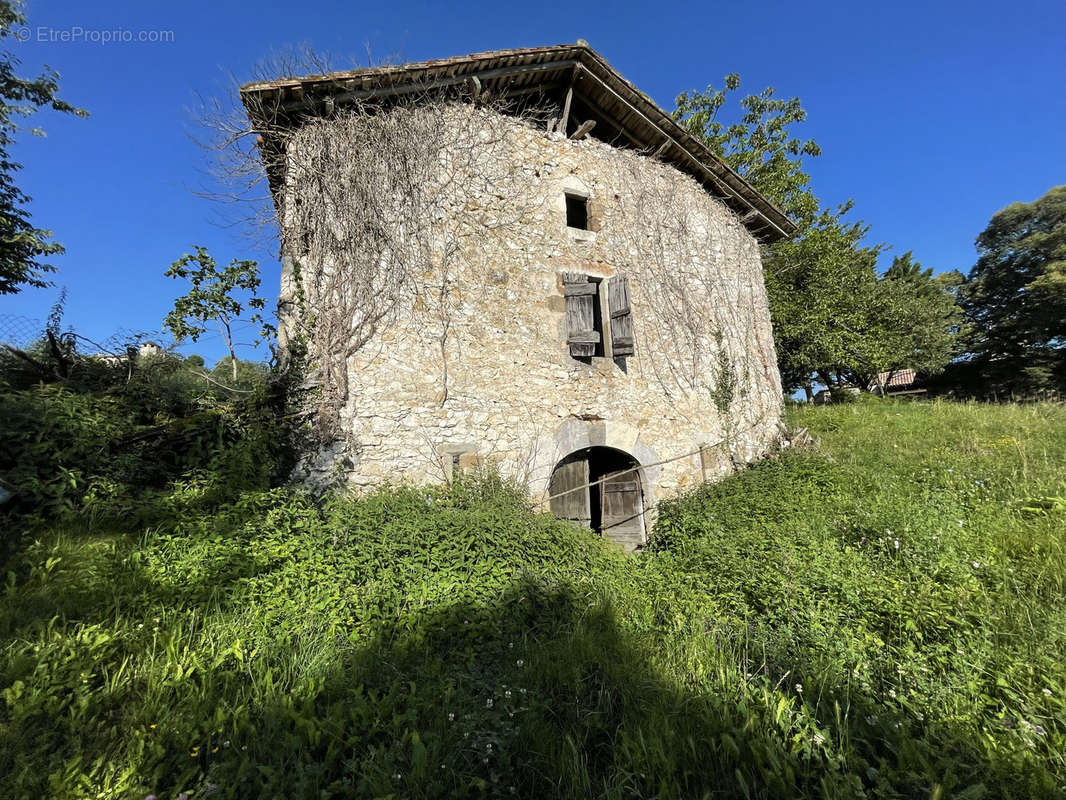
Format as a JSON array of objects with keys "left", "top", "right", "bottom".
[
  {"left": 571, "top": 119, "right": 596, "bottom": 140},
  {"left": 569, "top": 64, "right": 789, "bottom": 241},
  {"left": 274, "top": 59, "right": 580, "bottom": 112}
]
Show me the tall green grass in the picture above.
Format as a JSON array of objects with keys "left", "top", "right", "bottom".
[{"left": 1, "top": 399, "right": 1064, "bottom": 798}]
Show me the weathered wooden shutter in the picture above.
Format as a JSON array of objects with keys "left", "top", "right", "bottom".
[
  {"left": 607, "top": 275, "right": 634, "bottom": 357},
  {"left": 600, "top": 470, "right": 645, "bottom": 550},
  {"left": 562, "top": 272, "right": 599, "bottom": 357},
  {"left": 549, "top": 458, "right": 591, "bottom": 527}
]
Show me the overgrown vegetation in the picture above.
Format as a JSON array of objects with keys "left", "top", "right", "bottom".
[
  {"left": 0, "top": 339, "right": 281, "bottom": 539},
  {"left": 2, "top": 385, "right": 1064, "bottom": 798}
]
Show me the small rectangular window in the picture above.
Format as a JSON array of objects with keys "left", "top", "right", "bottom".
[{"left": 565, "top": 193, "right": 589, "bottom": 230}]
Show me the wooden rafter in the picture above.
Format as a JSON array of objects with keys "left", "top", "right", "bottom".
[{"left": 242, "top": 44, "right": 797, "bottom": 242}]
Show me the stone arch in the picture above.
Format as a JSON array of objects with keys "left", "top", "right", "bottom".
[
  {"left": 544, "top": 416, "right": 660, "bottom": 483},
  {"left": 535, "top": 416, "right": 661, "bottom": 551},
  {"left": 548, "top": 445, "right": 648, "bottom": 550}
]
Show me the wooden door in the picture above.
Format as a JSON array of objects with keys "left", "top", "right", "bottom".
[
  {"left": 600, "top": 470, "right": 644, "bottom": 550},
  {"left": 549, "top": 458, "right": 591, "bottom": 528}
]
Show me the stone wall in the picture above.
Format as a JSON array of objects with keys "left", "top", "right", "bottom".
[{"left": 280, "top": 104, "right": 784, "bottom": 532}]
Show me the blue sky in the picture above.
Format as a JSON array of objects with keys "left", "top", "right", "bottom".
[{"left": 2, "top": 0, "right": 1064, "bottom": 363}]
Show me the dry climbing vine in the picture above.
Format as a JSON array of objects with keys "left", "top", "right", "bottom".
[{"left": 606, "top": 150, "right": 776, "bottom": 413}]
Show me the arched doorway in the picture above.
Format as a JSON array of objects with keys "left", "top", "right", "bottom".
[{"left": 548, "top": 446, "right": 646, "bottom": 550}]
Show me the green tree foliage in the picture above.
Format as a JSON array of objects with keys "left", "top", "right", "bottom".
[
  {"left": 763, "top": 206, "right": 882, "bottom": 391},
  {"left": 211, "top": 354, "right": 269, "bottom": 389},
  {"left": 955, "top": 185, "right": 1066, "bottom": 395},
  {"left": 164, "top": 246, "right": 274, "bottom": 382},
  {"left": 0, "top": 1, "right": 87, "bottom": 294},
  {"left": 769, "top": 235, "right": 961, "bottom": 394},
  {"left": 873, "top": 252, "right": 963, "bottom": 380},
  {"left": 674, "top": 77, "right": 960, "bottom": 395},
  {"left": 675, "top": 75, "right": 821, "bottom": 225}
]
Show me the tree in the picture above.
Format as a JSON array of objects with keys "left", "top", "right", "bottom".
[
  {"left": 675, "top": 75, "right": 821, "bottom": 225},
  {"left": 210, "top": 355, "right": 268, "bottom": 389},
  {"left": 674, "top": 76, "right": 960, "bottom": 395},
  {"left": 864, "top": 252, "right": 962, "bottom": 389},
  {"left": 764, "top": 205, "right": 883, "bottom": 393},
  {"left": 956, "top": 185, "right": 1066, "bottom": 395},
  {"left": 163, "top": 246, "right": 273, "bottom": 382},
  {"left": 0, "top": 1, "right": 87, "bottom": 294}
]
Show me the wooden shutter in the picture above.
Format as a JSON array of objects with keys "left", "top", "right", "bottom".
[
  {"left": 549, "top": 458, "right": 591, "bottom": 527},
  {"left": 608, "top": 275, "right": 634, "bottom": 357},
  {"left": 562, "top": 272, "right": 599, "bottom": 357},
  {"left": 600, "top": 470, "right": 645, "bottom": 550}
]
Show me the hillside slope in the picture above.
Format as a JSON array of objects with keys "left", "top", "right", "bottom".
[{"left": 1, "top": 400, "right": 1064, "bottom": 799}]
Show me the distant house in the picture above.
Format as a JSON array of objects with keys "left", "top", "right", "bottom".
[
  {"left": 90, "top": 341, "right": 165, "bottom": 367},
  {"left": 869, "top": 369, "right": 925, "bottom": 397}
]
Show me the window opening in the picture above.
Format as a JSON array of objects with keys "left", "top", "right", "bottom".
[{"left": 565, "top": 193, "right": 589, "bottom": 230}]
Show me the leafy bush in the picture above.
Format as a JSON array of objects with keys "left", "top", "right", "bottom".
[
  {"left": 1, "top": 399, "right": 1064, "bottom": 798},
  {"left": 0, "top": 340, "right": 289, "bottom": 563}
]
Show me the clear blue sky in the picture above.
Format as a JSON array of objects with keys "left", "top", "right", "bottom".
[{"left": 2, "top": 0, "right": 1064, "bottom": 363}]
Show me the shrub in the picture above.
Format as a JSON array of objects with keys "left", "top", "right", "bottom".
[{"left": 1, "top": 390, "right": 1064, "bottom": 798}]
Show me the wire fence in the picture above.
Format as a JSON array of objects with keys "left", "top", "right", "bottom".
[
  {"left": 535, "top": 416, "right": 778, "bottom": 510},
  {"left": 0, "top": 315, "right": 43, "bottom": 349},
  {"left": 0, "top": 314, "right": 171, "bottom": 358}
]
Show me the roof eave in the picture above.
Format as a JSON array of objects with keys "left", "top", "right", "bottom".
[{"left": 240, "top": 44, "right": 797, "bottom": 243}]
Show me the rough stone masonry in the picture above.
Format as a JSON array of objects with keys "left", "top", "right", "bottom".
[{"left": 250, "top": 47, "right": 791, "bottom": 549}]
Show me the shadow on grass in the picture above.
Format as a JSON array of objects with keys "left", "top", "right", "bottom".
[{"left": 1, "top": 499, "right": 1059, "bottom": 798}]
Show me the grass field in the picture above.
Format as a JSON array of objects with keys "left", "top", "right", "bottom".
[{"left": 1, "top": 399, "right": 1064, "bottom": 798}]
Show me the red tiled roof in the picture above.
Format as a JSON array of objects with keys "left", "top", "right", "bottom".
[{"left": 871, "top": 369, "right": 918, "bottom": 389}]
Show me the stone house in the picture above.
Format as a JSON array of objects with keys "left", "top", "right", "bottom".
[{"left": 242, "top": 43, "right": 795, "bottom": 550}]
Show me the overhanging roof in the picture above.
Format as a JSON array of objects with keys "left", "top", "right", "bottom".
[{"left": 241, "top": 43, "right": 797, "bottom": 242}]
